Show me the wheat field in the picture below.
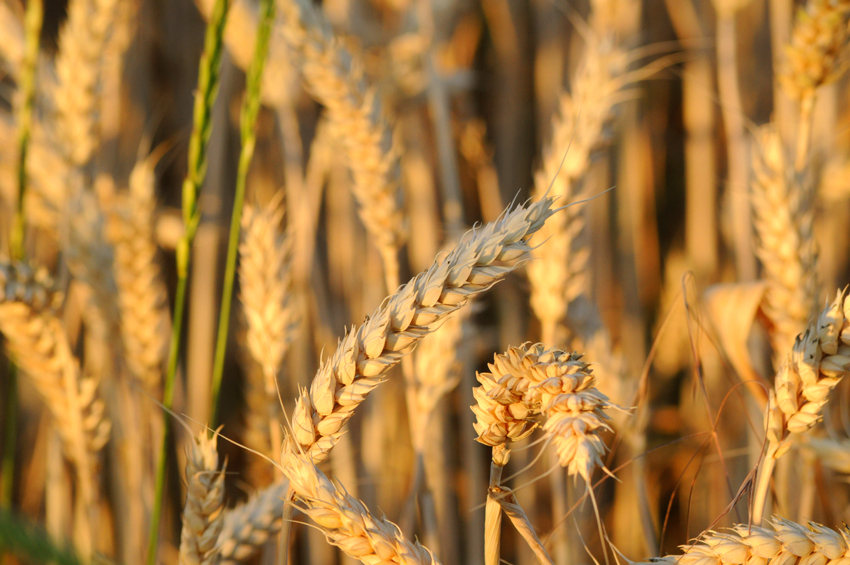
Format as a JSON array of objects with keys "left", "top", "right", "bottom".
[{"left": 1, "top": 0, "right": 850, "bottom": 564}]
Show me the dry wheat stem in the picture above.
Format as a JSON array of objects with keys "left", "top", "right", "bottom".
[
  {"left": 751, "top": 126, "right": 818, "bottom": 358},
  {"left": 276, "top": 0, "right": 404, "bottom": 286},
  {"left": 0, "top": 261, "right": 110, "bottom": 556},
  {"left": 752, "top": 289, "right": 850, "bottom": 523},
  {"left": 281, "top": 439, "right": 440, "bottom": 565},
  {"left": 637, "top": 517, "right": 850, "bottom": 565},
  {"left": 179, "top": 429, "right": 226, "bottom": 565}
]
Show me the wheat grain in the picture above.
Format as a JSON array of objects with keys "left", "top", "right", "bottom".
[
  {"left": 0, "top": 260, "right": 110, "bottom": 556},
  {"left": 239, "top": 200, "right": 296, "bottom": 382},
  {"left": 178, "top": 429, "right": 226, "bottom": 565},
  {"left": 780, "top": 0, "right": 850, "bottom": 102},
  {"left": 471, "top": 343, "right": 615, "bottom": 480},
  {"left": 753, "top": 288, "right": 850, "bottom": 522}
]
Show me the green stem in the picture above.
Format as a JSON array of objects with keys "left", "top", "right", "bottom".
[
  {"left": 11, "top": 0, "right": 43, "bottom": 260},
  {"left": 210, "top": 0, "right": 275, "bottom": 424},
  {"left": 2, "top": 0, "right": 43, "bottom": 516},
  {"left": 146, "top": 272, "right": 188, "bottom": 565},
  {"left": 1, "top": 364, "right": 17, "bottom": 508},
  {"left": 146, "top": 0, "right": 231, "bottom": 560}
]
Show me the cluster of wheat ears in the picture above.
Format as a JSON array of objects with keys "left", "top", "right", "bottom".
[{"left": 2, "top": 0, "right": 850, "bottom": 564}]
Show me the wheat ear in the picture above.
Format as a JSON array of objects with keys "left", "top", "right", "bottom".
[
  {"left": 276, "top": 0, "right": 403, "bottom": 287},
  {"left": 178, "top": 429, "right": 226, "bottom": 565},
  {"left": 107, "top": 156, "right": 170, "bottom": 393},
  {"left": 752, "top": 289, "right": 850, "bottom": 523},
  {"left": 52, "top": 0, "right": 120, "bottom": 168},
  {"left": 281, "top": 438, "right": 440, "bottom": 565},
  {"left": 216, "top": 480, "right": 288, "bottom": 564},
  {"left": 779, "top": 0, "right": 850, "bottom": 169},
  {"left": 472, "top": 343, "right": 616, "bottom": 565},
  {"left": 528, "top": 34, "right": 627, "bottom": 342},
  {"left": 751, "top": 126, "right": 818, "bottom": 357},
  {"left": 290, "top": 195, "right": 558, "bottom": 463},
  {"left": 0, "top": 261, "right": 110, "bottom": 556},
  {"left": 216, "top": 196, "right": 560, "bottom": 563},
  {"left": 239, "top": 199, "right": 295, "bottom": 471},
  {"left": 637, "top": 518, "right": 850, "bottom": 565}
]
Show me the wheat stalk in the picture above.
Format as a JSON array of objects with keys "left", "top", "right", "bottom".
[
  {"left": 281, "top": 438, "right": 440, "bottom": 565},
  {"left": 753, "top": 288, "right": 850, "bottom": 523},
  {"left": 638, "top": 518, "right": 850, "bottom": 565},
  {"left": 178, "top": 429, "right": 226, "bottom": 565},
  {"left": 751, "top": 126, "right": 818, "bottom": 357}
]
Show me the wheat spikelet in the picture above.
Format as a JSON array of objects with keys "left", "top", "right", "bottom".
[
  {"left": 52, "top": 0, "right": 120, "bottom": 167},
  {"left": 281, "top": 439, "right": 440, "bottom": 565},
  {"left": 780, "top": 0, "right": 850, "bottom": 101},
  {"left": 637, "top": 518, "right": 850, "bottom": 565},
  {"left": 178, "top": 429, "right": 226, "bottom": 565},
  {"left": 106, "top": 156, "right": 170, "bottom": 393},
  {"left": 751, "top": 126, "right": 818, "bottom": 356},
  {"left": 216, "top": 480, "right": 288, "bottom": 564},
  {"left": 276, "top": 0, "right": 403, "bottom": 277},
  {"left": 471, "top": 343, "right": 615, "bottom": 480},
  {"left": 527, "top": 34, "right": 627, "bottom": 337},
  {"left": 290, "top": 195, "right": 558, "bottom": 463}
]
